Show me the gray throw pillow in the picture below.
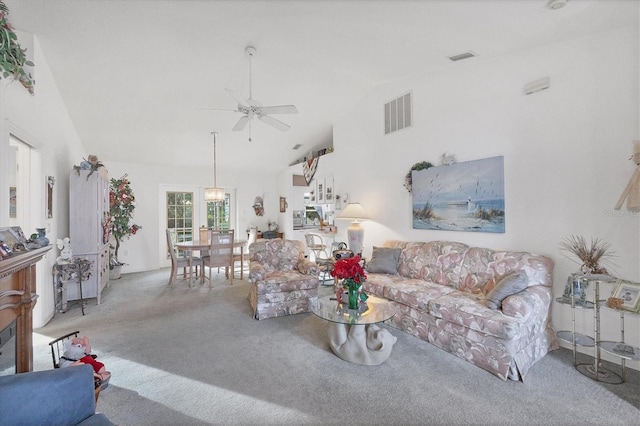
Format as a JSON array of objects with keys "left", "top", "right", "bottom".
[
  {"left": 485, "top": 270, "right": 529, "bottom": 310},
  {"left": 366, "top": 247, "right": 402, "bottom": 275}
]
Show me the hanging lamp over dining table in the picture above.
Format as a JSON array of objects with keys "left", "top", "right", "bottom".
[{"left": 204, "top": 131, "right": 225, "bottom": 202}]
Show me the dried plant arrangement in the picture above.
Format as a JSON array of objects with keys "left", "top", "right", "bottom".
[{"left": 560, "top": 235, "right": 615, "bottom": 275}]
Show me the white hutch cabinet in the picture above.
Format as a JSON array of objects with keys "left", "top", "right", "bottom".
[{"left": 68, "top": 169, "right": 110, "bottom": 304}]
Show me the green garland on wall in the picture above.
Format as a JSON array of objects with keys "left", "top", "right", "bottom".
[
  {"left": 0, "top": 1, "right": 35, "bottom": 94},
  {"left": 404, "top": 161, "right": 434, "bottom": 193}
]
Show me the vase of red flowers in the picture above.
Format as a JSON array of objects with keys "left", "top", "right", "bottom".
[{"left": 331, "top": 255, "right": 368, "bottom": 309}]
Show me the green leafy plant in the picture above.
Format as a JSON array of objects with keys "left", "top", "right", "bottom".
[
  {"left": 0, "top": 1, "right": 35, "bottom": 94},
  {"left": 560, "top": 235, "right": 615, "bottom": 275},
  {"left": 109, "top": 175, "right": 141, "bottom": 267},
  {"left": 404, "top": 161, "right": 434, "bottom": 192}
]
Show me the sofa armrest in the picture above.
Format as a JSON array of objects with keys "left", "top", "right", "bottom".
[
  {"left": 0, "top": 364, "right": 112, "bottom": 425},
  {"left": 249, "top": 261, "right": 266, "bottom": 282},
  {"left": 501, "top": 285, "right": 553, "bottom": 322},
  {"left": 297, "top": 258, "right": 319, "bottom": 275}
]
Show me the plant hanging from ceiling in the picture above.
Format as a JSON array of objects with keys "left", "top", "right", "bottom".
[
  {"left": 404, "top": 161, "right": 434, "bottom": 192},
  {"left": 0, "top": 1, "right": 35, "bottom": 94},
  {"left": 109, "top": 175, "right": 141, "bottom": 268}
]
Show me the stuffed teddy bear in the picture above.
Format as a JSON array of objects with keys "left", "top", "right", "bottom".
[{"left": 60, "top": 336, "right": 111, "bottom": 384}]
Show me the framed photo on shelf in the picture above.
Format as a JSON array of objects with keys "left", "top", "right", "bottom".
[{"left": 611, "top": 280, "right": 640, "bottom": 313}]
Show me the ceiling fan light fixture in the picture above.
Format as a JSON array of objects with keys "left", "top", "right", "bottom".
[{"left": 219, "top": 46, "right": 298, "bottom": 138}]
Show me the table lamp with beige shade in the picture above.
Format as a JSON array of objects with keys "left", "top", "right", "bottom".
[{"left": 336, "top": 202, "right": 370, "bottom": 256}]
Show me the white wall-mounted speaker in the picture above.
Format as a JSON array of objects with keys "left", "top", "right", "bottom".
[{"left": 524, "top": 77, "right": 551, "bottom": 95}]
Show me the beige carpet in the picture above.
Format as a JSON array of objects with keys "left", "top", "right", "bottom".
[{"left": 32, "top": 268, "right": 639, "bottom": 425}]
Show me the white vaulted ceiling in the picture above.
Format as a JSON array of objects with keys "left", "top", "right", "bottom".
[{"left": 3, "top": 0, "right": 637, "bottom": 173}]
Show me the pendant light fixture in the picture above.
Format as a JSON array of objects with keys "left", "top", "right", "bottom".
[{"left": 204, "top": 131, "right": 225, "bottom": 202}]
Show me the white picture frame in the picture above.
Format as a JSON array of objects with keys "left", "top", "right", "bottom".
[
  {"left": 611, "top": 280, "right": 640, "bottom": 313},
  {"left": 325, "top": 176, "right": 334, "bottom": 202},
  {"left": 317, "top": 178, "right": 324, "bottom": 203}
]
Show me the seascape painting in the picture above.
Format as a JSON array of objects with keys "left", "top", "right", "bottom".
[{"left": 412, "top": 156, "right": 505, "bottom": 233}]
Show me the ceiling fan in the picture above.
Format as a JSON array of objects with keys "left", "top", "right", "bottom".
[{"left": 203, "top": 46, "right": 298, "bottom": 142}]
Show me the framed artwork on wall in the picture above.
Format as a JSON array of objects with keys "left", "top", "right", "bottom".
[
  {"left": 279, "top": 197, "right": 287, "bottom": 213},
  {"left": 325, "top": 176, "right": 334, "bottom": 202},
  {"left": 9, "top": 187, "right": 16, "bottom": 218},
  {"left": 46, "top": 176, "right": 55, "bottom": 219},
  {"left": 411, "top": 156, "right": 505, "bottom": 233},
  {"left": 317, "top": 178, "right": 324, "bottom": 203}
]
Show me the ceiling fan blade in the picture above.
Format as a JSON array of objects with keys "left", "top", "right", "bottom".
[
  {"left": 232, "top": 115, "right": 250, "bottom": 131},
  {"left": 258, "top": 114, "right": 291, "bottom": 131},
  {"left": 258, "top": 105, "right": 298, "bottom": 115},
  {"left": 225, "top": 89, "right": 250, "bottom": 107}
]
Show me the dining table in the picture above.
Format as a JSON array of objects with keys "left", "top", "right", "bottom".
[{"left": 176, "top": 239, "right": 247, "bottom": 285}]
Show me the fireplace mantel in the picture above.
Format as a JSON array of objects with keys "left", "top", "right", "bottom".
[{"left": 0, "top": 246, "right": 52, "bottom": 373}]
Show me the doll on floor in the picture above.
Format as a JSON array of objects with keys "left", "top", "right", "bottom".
[{"left": 60, "top": 335, "right": 111, "bottom": 385}]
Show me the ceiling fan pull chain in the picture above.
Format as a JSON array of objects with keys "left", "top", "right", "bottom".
[{"left": 248, "top": 46, "right": 253, "bottom": 101}]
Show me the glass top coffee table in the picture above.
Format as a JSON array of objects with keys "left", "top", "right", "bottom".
[{"left": 311, "top": 294, "right": 397, "bottom": 365}]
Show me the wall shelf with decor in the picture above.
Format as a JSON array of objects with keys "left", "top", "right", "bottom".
[
  {"left": 555, "top": 274, "right": 639, "bottom": 384},
  {"left": 289, "top": 146, "right": 333, "bottom": 167}
]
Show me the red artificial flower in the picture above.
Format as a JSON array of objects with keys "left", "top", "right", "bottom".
[{"left": 330, "top": 255, "right": 366, "bottom": 283}]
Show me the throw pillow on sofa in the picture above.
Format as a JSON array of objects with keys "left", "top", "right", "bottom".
[
  {"left": 484, "top": 270, "right": 528, "bottom": 309},
  {"left": 366, "top": 247, "right": 402, "bottom": 275}
]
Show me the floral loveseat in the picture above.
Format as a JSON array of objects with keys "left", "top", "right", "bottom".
[
  {"left": 363, "top": 240, "right": 558, "bottom": 381},
  {"left": 248, "top": 239, "right": 319, "bottom": 320}
]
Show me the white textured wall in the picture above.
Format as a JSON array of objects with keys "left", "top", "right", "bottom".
[
  {"left": 327, "top": 27, "right": 639, "bottom": 369},
  {"left": 1, "top": 35, "right": 87, "bottom": 328}
]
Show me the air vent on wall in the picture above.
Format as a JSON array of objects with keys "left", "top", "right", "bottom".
[
  {"left": 384, "top": 92, "right": 412, "bottom": 135},
  {"left": 448, "top": 51, "right": 477, "bottom": 61}
]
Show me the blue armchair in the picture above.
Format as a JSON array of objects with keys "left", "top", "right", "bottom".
[{"left": 0, "top": 364, "right": 113, "bottom": 425}]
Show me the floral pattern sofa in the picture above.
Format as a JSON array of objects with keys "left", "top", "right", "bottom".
[
  {"left": 364, "top": 240, "right": 558, "bottom": 381},
  {"left": 248, "top": 239, "right": 320, "bottom": 320}
]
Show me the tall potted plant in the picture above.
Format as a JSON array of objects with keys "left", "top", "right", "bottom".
[{"left": 109, "top": 174, "right": 141, "bottom": 279}]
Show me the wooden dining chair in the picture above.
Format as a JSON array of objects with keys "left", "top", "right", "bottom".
[
  {"left": 231, "top": 226, "right": 257, "bottom": 280},
  {"left": 166, "top": 229, "right": 200, "bottom": 287},
  {"left": 202, "top": 229, "right": 235, "bottom": 287}
]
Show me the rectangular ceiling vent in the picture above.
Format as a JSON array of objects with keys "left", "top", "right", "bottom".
[
  {"left": 448, "top": 51, "right": 477, "bottom": 62},
  {"left": 292, "top": 143, "right": 303, "bottom": 150},
  {"left": 384, "top": 91, "right": 412, "bottom": 135}
]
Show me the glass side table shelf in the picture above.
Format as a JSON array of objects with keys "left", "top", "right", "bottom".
[
  {"left": 598, "top": 302, "right": 640, "bottom": 383},
  {"left": 555, "top": 274, "right": 624, "bottom": 384}
]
